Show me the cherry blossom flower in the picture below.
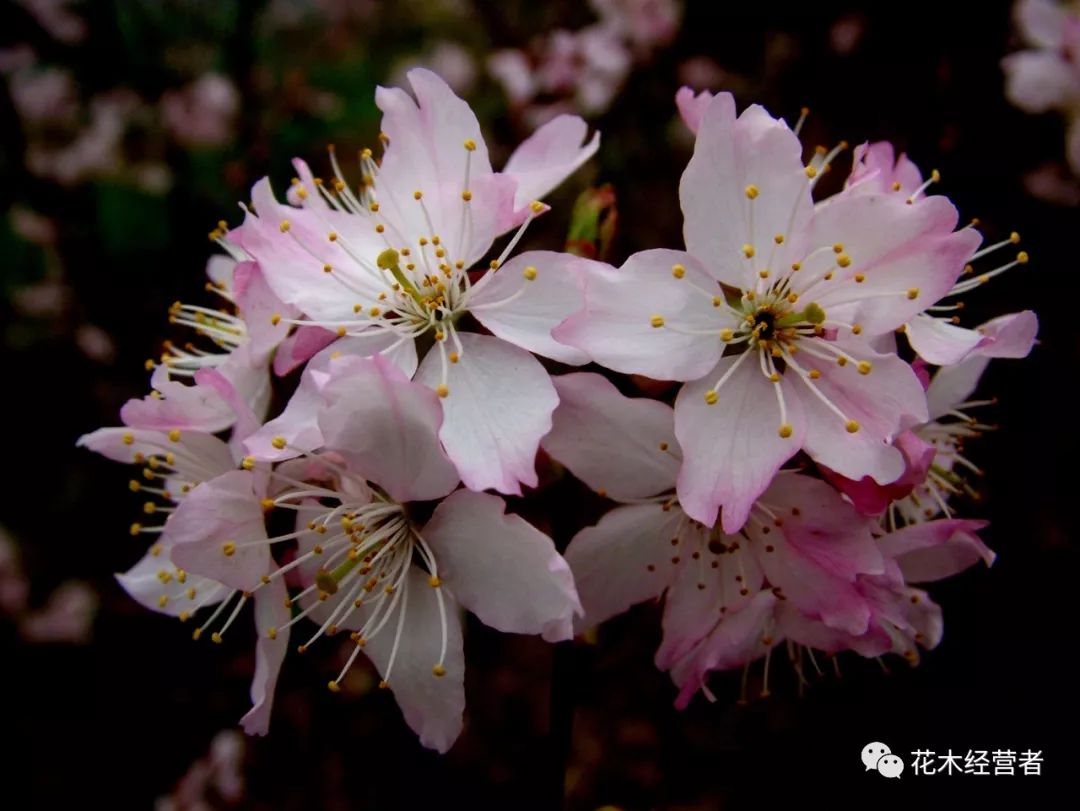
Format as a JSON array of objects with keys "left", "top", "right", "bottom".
[
  {"left": 78, "top": 371, "right": 288, "bottom": 733},
  {"left": 165, "top": 356, "right": 579, "bottom": 750},
  {"left": 160, "top": 74, "right": 240, "bottom": 148},
  {"left": 556, "top": 92, "right": 979, "bottom": 531},
  {"left": 233, "top": 68, "right": 601, "bottom": 494},
  {"left": 1003, "top": 0, "right": 1080, "bottom": 173}
]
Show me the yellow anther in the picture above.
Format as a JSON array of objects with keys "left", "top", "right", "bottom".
[
  {"left": 242, "top": 456, "right": 255, "bottom": 470},
  {"left": 891, "top": 181, "right": 902, "bottom": 191},
  {"left": 448, "top": 352, "right": 460, "bottom": 363},
  {"left": 211, "top": 632, "right": 223, "bottom": 644},
  {"left": 157, "top": 594, "right": 168, "bottom": 608},
  {"left": 328, "top": 680, "right": 341, "bottom": 692},
  {"left": 787, "top": 292, "right": 799, "bottom": 303},
  {"left": 523, "top": 266, "right": 537, "bottom": 281},
  {"left": 296, "top": 188, "right": 308, "bottom": 200},
  {"left": 143, "top": 502, "right": 157, "bottom": 515},
  {"left": 192, "top": 628, "right": 202, "bottom": 641},
  {"left": 790, "top": 262, "right": 801, "bottom": 272},
  {"left": 279, "top": 221, "right": 291, "bottom": 233},
  {"left": 857, "top": 361, "right": 872, "bottom": 375},
  {"left": 489, "top": 259, "right": 500, "bottom": 270},
  {"left": 1010, "top": 231, "right": 1021, "bottom": 244},
  {"left": 774, "top": 234, "right": 784, "bottom": 244},
  {"left": 853, "top": 273, "right": 865, "bottom": 283},
  {"left": 930, "top": 169, "right": 941, "bottom": 183},
  {"left": 530, "top": 200, "right": 545, "bottom": 214},
  {"left": 336, "top": 327, "right": 347, "bottom": 337},
  {"left": 463, "top": 139, "right": 477, "bottom": 151},
  {"left": 429, "top": 575, "right": 442, "bottom": 588},
  {"left": 768, "top": 373, "right": 780, "bottom": 383},
  {"left": 745, "top": 184, "right": 760, "bottom": 199},
  {"left": 122, "top": 432, "right": 136, "bottom": 446},
  {"left": 328, "top": 231, "right": 338, "bottom": 241},
  {"left": 461, "top": 190, "right": 473, "bottom": 202},
  {"left": 712, "top": 296, "right": 723, "bottom": 308},
  {"left": 720, "top": 328, "right": 734, "bottom": 341},
  {"left": 758, "top": 270, "right": 769, "bottom": 279},
  {"left": 222, "top": 542, "right": 236, "bottom": 557},
  {"left": 837, "top": 356, "right": 848, "bottom": 367},
  {"left": 650, "top": 315, "right": 665, "bottom": 328},
  {"left": 436, "top": 384, "right": 449, "bottom": 398},
  {"left": 271, "top": 436, "right": 287, "bottom": 450},
  {"left": 413, "top": 190, "right": 423, "bottom": 200},
  {"left": 704, "top": 390, "right": 719, "bottom": 405},
  {"left": 375, "top": 224, "right": 385, "bottom": 233},
  {"left": 659, "top": 442, "right": 669, "bottom": 451},
  {"left": 778, "top": 424, "right": 793, "bottom": 438},
  {"left": 260, "top": 498, "right": 275, "bottom": 510},
  {"left": 809, "top": 369, "right": 822, "bottom": 379},
  {"left": 805, "top": 166, "right": 818, "bottom": 178},
  {"left": 128, "top": 480, "right": 141, "bottom": 493},
  {"left": 742, "top": 244, "right": 755, "bottom": 258},
  {"left": 130, "top": 523, "right": 142, "bottom": 536},
  {"left": 178, "top": 611, "right": 190, "bottom": 622},
  {"left": 906, "top": 287, "right": 920, "bottom": 300},
  {"left": 1017, "top": 251, "right": 1029, "bottom": 264},
  {"left": 432, "top": 665, "right": 447, "bottom": 677},
  {"left": 837, "top": 254, "right": 852, "bottom": 268},
  {"left": 671, "top": 264, "right": 686, "bottom": 279},
  {"left": 845, "top": 420, "right": 860, "bottom": 434},
  {"left": 369, "top": 306, "right": 381, "bottom": 317},
  {"left": 851, "top": 324, "right": 863, "bottom": 335}
]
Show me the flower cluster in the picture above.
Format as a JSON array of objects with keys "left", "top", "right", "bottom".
[{"left": 81, "top": 71, "right": 1036, "bottom": 750}]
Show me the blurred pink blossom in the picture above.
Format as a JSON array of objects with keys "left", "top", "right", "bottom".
[
  {"left": 160, "top": 74, "right": 240, "bottom": 148},
  {"left": 590, "top": 0, "right": 682, "bottom": 52},
  {"left": 20, "top": 580, "right": 98, "bottom": 644},
  {"left": 15, "top": 0, "right": 86, "bottom": 44},
  {"left": 391, "top": 41, "right": 478, "bottom": 96},
  {"left": 155, "top": 731, "right": 246, "bottom": 811},
  {"left": 9, "top": 67, "right": 77, "bottom": 124}
]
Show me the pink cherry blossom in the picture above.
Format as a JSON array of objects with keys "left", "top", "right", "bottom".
[
  {"left": 160, "top": 74, "right": 240, "bottom": 148},
  {"left": 1003, "top": 0, "right": 1080, "bottom": 173},
  {"left": 556, "top": 92, "right": 978, "bottom": 531},
  {"left": 546, "top": 374, "right": 901, "bottom": 686},
  {"left": 174, "top": 356, "right": 580, "bottom": 751},
  {"left": 232, "top": 69, "right": 601, "bottom": 494}
]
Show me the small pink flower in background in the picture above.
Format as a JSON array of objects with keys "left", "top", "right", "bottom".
[
  {"left": 8, "top": 66, "right": 78, "bottom": 125},
  {"left": 156, "top": 730, "right": 246, "bottom": 811},
  {"left": 234, "top": 68, "right": 600, "bottom": 494},
  {"left": 1003, "top": 0, "right": 1080, "bottom": 174},
  {"left": 15, "top": 0, "right": 87, "bottom": 44},
  {"left": 391, "top": 41, "right": 478, "bottom": 96},
  {"left": 590, "top": 0, "right": 682, "bottom": 53},
  {"left": 160, "top": 74, "right": 240, "bottom": 148},
  {"left": 557, "top": 91, "right": 978, "bottom": 532}
]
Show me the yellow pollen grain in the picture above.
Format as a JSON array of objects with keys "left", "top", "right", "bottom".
[
  {"left": 432, "top": 665, "right": 447, "bottom": 677},
  {"left": 712, "top": 296, "right": 722, "bottom": 308},
  {"left": 837, "top": 356, "right": 848, "bottom": 366},
  {"left": 271, "top": 436, "right": 287, "bottom": 450},
  {"left": 778, "top": 424, "right": 793, "bottom": 438},
  {"left": 857, "top": 361, "right": 872, "bottom": 375},
  {"left": 704, "top": 390, "right": 719, "bottom": 405},
  {"left": 1010, "top": 231, "right": 1021, "bottom": 244},
  {"left": 1017, "top": 251, "right": 1029, "bottom": 264},
  {"left": 449, "top": 352, "right": 460, "bottom": 363},
  {"left": 650, "top": 315, "right": 665, "bottom": 328},
  {"left": 745, "top": 184, "right": 759, "bottom": 199},
  {"left": 130, "top": 523, "right": 142, "bottom": 536},
  {"left": 375, "top": 224, "right": 385, "bottom": 233},
  {"left": 907, "top": 287, "right": 920, "bottom": 300},
  {"left": 769, "top": 373, "right": 780, "bottom": 383},
  {"left": 464, "top": 139, "right": 477, "bottom": 151},
  {"left": 328, "top": 231, "right": 338, "bottom": 241},
  {"left": 168, "top": 429, "right": 181, "bottom": 443},
  {"left": 242, "top": 456, "right": 255, "bottom": 470},
  {"left": 270, "top": 313, "right": 282, "bottom": 326},
  {"left": 845, "top": 420, "right": 860, "bottom": 434},
  {"left": 758, "top": 270, "right": 769, "bottom": 279},
  {"left": 805, "top": 166, "right": 818, "bottom": 178},
  {"left": 672, "top": 264, "right": 685, "bottom": 279},
  {"left": 222, "top": 542, "right": 236, "bottom": 557},
  {"left": 530, "top": 200, "right": 545, "bottom": 214},
  {"left": 436, "top": 384, "right": 449, "bottom": 398},
  {"left": 809, "top": 369, "right": 822, "bottom": 379},
  {"left": 790, "top": 262, "right": 801, "bottom": 272},
  {"left": 837, "top": 254, "right": 852, "bottom": 268},
  {"left": 461, "top": 190, "right": 472, "bottom": 202},
  {"left": 742, "top": 244, "right": 755, "bottom": 258},
  {"left": 337, "top": 327, "right": 347, "bottom": 337},
  {"left": 720, "top": 328, "right": 734, "bottom": 341},
  {"left": 278, "top": 221, "right": 291, "bottom": 233},
  {"left": 523, "top": 266, "right": 537, "bottom": 281},
  {"left": 328, "top": 680, "right": 341, "bottom": 692},
  {"left": 774, "top": 234, "right": 784, "bottom": 244},
  {"left": 369, "top": 306, "right": 381, "bottom": 317},
  {"left": 892, "top": 181, "right": 902, "bottom": 191},
  {"left": 122, "top": 432, "right": 135, "bottom": 445},
  {"left": 853, "top": 272, "right": 865, "bottom": 283},
  {"left": 413, "top": 190, "right": 423, "bottom": 200}
]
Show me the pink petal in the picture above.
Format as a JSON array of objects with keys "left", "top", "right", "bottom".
[
  {"left": 674, "top": 86, "right": 714, "bottom": 134},
  {"left": 422, "top": 489, "right": 581, "bottom": 641},
  {"left": 240, "top": 576, "right": 290, "bottom": 735},
  {"left": 468, "top": 250, "right": 594, "bottom": 365},
  {"left": 272, "top": 326, "right": 336, "bottom": 376},
  {"left": 821, "top": 430, "right": 936, "bottom": 515},
  {"left": 656, "top": 534, "right": 763, "bottom": 670},
  {"left": 675, "top": 355, "right": 805, "bottom": 531},
  {"left": 121, "top": 366, "right": 235, "bottom": 434},
  {"left": 973, "top": 310, "right": 1039, "bottom": 358},
  {"left": 232, "top": 261, "right": 296, "bottom": 361},
  {"left": 806, "top": 194, "right": 980, "bottom": 334},
  {"left": 669, "top": 591, "right": 777, "bottom": 710},
  {"left": 878, "top": 518, "right": 994, "bottom": 582},
  {"left": 502, "top": 114, "right": 600, "bottom": 211},
  {"left": 680, "top": 93, "right": 812, "bottom": 289},
  {"left": 542, "top": 372, "right": 679, "bottom": 500},
  {"left": 798, "top": 342, "right": 927, "bottom": 483},
  {"left": 553, "top": 249, "right": 725, "bottom": 381},
  {"left": 77, "top": 427, "right": 235, "bottom": 477},
  {"left": 1016, "top": 0, "right": 1068, "bottom": 48},
  {"left": 168, "top": 470, "right": 271, "bottom": 592},
  {"left": 564, "top": 503, "right": 684, "bottom": 631},
  {"left": 415, "top": 332, "right": 557, "bottom": 495},
  {"left": 905, "top": 314, "right": 985, "bottom": 365},
  {"left": 115, "top": 541, "right": 229, "bottom": 618},
  {"left": 360, "top": 566, "right": 466, "bottom": 753},
  {"left": 318, "top": 355, "right": 459, "bottom": 503},
  {"left": 926, "top": 354, "right": 991, "bottom": 420}
]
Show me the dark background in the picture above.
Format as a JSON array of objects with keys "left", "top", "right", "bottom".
[{"left": 1, "top": 0, "right": 1075, "bottom": 807}]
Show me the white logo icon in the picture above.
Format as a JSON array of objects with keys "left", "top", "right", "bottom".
[{"left": 862, "top": 742, "right": 904, "bottom": 778}]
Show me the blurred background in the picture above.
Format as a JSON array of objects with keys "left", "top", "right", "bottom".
[{"left": 1, "top": 0, "right": 1075, "bottom": 807}]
